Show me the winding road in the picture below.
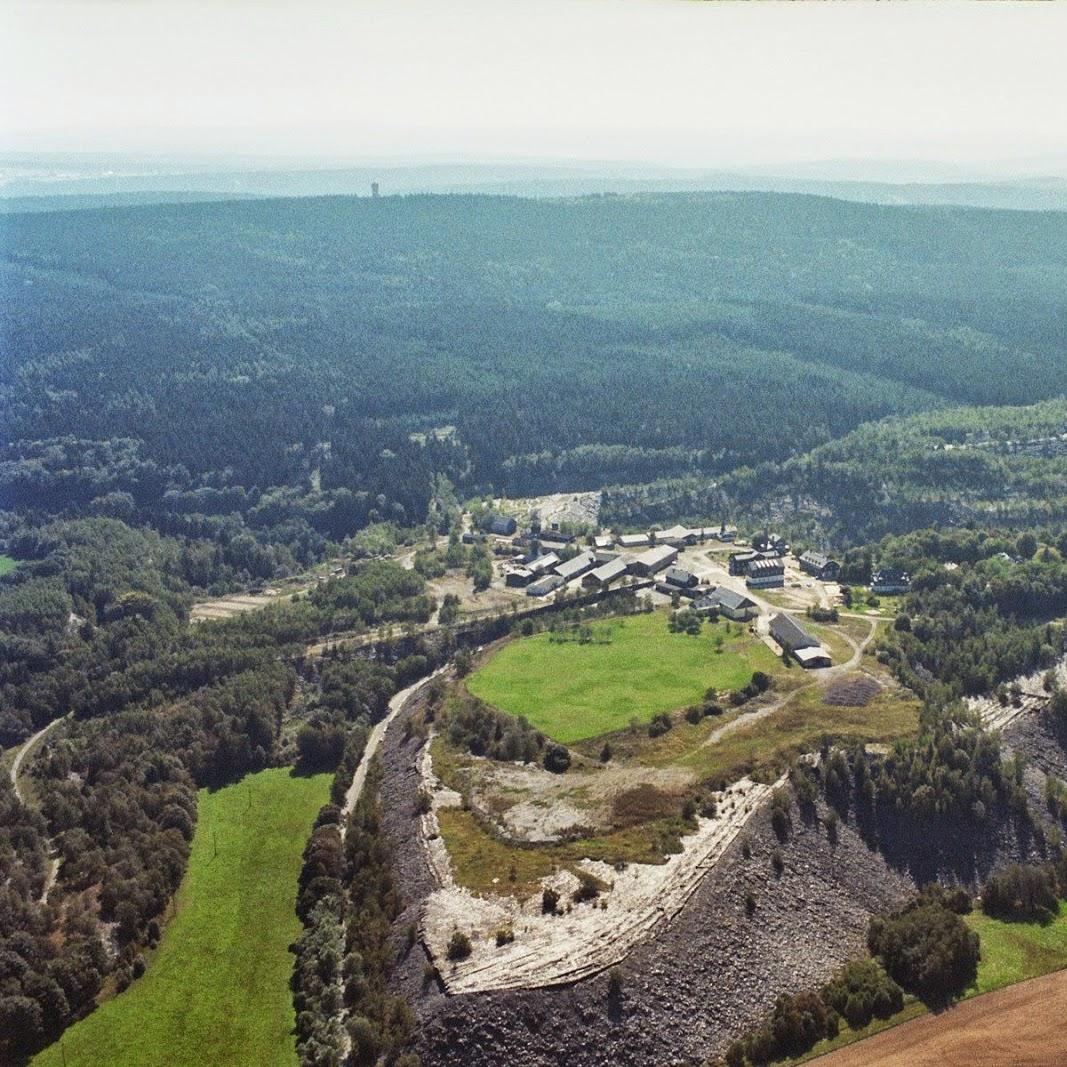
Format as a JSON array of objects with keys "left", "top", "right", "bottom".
[{"left": 9, "top": 715, "right": 67, "bottom": 804}]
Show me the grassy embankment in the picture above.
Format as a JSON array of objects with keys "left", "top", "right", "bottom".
[
  {"left": 783, "top": 901, "right": 1067, "bottom": 1065},
  {"left": 466, "top": 611, "right": 781, "bottom": 743},
  {"left": 33, "top": 767, "right": 330, "bottom": 1067}
]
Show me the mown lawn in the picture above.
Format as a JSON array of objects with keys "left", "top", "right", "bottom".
[
  {"left": 783, "top": 901, "right": 1067, "bottom": 1064},
  {"left": 466, "top": 611, "right": 780, "bottom": 743},
  {"left": 33, "top": 767, "right": 330, "bottom": 1067},
  {"left": 0, "top": 554, "right": 16, "bottom": 576}
]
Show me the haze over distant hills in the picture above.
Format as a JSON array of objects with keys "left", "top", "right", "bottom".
[{"left": 3, "top": 155, "right": 1067, "bottom": 213}]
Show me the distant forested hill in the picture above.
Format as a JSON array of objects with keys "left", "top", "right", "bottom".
[{"left": 2, "top": 192, "right": 1066, "bottom": 523}]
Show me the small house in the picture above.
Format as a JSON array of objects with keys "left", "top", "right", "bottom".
[
  {"left": 694, "top": 587, "right": 758, "bottom": 621},
  {"left": 504, "top": 566, "right": 535, "bottom": 588},
  {"left": 618, "top": 532, "right": 652, "bottom": 550},
  {"left": 664, "top": 567, "right": 698, "bottom": 589}
]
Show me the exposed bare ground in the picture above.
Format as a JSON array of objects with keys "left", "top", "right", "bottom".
[
  {"left": 419, "top": 736, "right": 783, "bottom": 993},
  {"left": 189, "top": 588, "right": 296, "bottom": 622},
  {"left": 968, "top": 653, "right": 1067, "bottom": 733},
  {"left": 811, "top": 968, "right": 1067, "bottom": 1067}
]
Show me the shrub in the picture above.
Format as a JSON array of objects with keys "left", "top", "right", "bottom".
[
  {"left": 495, "top": 928, "right": 514, "bottom": 947},
  {"left": 685, "top": 704, "right": 704, "bottom": 725},
  {"left": 822, "top": 959, "right": 903, "bottom": 1030},
  {"left": 648, "top": 712, "right": 673, "bottom": 738},
  {"left": 542, "top": 887, "right": 560, "bottom": 915},
  {"left": 600, "top": 741, "right": 612, "bottom": 762},
  {"left": 608, "top": 967, "right": 623, "bottom": 997},
  {"left": 446, "top": 931, "right": 472, "bottom": 961},
  {"left": 413, "top": 789, "right": 432, "bottom": 815},
  {"left": 543, "top": 743, "right": 571, "bottom": 774},
  {"left": 573, "top": 872, "right": 600, "bottom": 903},
  {"left": 770, "top": 788, "right": 792, "bottom": 840}
]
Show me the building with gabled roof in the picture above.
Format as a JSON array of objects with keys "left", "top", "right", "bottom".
[
  {"left": 582, "top": 557, "right": 628, "bottom": 588},
  {"left": 555, "top": 551, "right": 596, "bottom": 582},
  {"left": 693, "top": 587, "right": 758, "bottom": 621},
  {"left": 628, "top": 544, "right": 679, "bottom": 577},
  {"left": 799, "top": 550, "right": 840, "bottom": 581},
  {"left": 769, "top": 613, "right": 820, "bottom": 652}
]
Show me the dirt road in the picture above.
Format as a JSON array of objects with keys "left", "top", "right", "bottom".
[
  {"left": 340, "top": 667, "right": 448, "bottom": 837},
  {"left": 811, "top": 969, "right": 1067, "bottom": 1067},
  {"left": 9, "top": 715, "right": 66, "bottom": 804}
]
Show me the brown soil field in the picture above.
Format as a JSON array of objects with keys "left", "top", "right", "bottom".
[{"left": 812, "top": 968, "right": 1067, "bottom": 1067}]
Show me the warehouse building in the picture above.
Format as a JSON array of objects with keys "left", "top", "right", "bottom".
[
  {"left": 628, "top": 544, "right": 679, "bottom": 577},
  {"left": 526, "top": 552, "right": 560, "bottom": 576},
  {"left": 582, "top": 557, "right": 628, "bottom": 589},
  {"left": 555, "top": 550, "right": 596, "bottom": 582},
  {"left": 618, "top": 532, "right": 652, "bottom": 549},
  {"left": 488, "top": 515, "right": 518, "bottom": 536},
  {"left": 769, "top": 613, "right": 822, "bottom": 654},
  {"left": 526, "top": 574, "right": 565, "bottom": 598}
]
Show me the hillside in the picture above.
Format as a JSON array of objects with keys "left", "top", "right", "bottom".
[{"left": 3, "top": 193, "right": 1066, "bottom": 530}]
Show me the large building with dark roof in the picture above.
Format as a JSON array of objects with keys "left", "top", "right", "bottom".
[
  {"left": 871, "top": 568, "right": 911, "bottom": 594},
  {"left": 799, "top": 550, "right": 840, "bottom": 581},
  {"left": 769, "top": 613, "right": 820, "bottom": 652},
  {"left": 746, "top": 557, "right": 785, "bottom": 588}
]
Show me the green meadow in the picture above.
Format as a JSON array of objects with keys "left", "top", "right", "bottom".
[
  {"left": 0, "top": 555, "right": 17, "bottom": 576},
  {"left": 34, "top": 767, "right": 330, "bottom": 1067},
  {"left": 466, "top": 610, "right": 779, "bottom": 743}
]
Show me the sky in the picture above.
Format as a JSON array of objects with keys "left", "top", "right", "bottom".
[{"left": 3, "top": 0, "right": 1067, "bottom": 175}]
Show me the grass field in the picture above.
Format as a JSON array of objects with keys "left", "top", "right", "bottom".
[
  {"left": 466, "top": 611, "right": 780, "bottom": 743},
  {"left": 784, "top": 901, "right": 1067, "bottom": 1065},
  {"left": 33, "top": 767, "right": 330, "bottom": 1067},
  {"left": 0, "top": 554, "right": 16, "bottom": 576}
]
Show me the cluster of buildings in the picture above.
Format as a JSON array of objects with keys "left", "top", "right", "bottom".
[{"left": 504, "top": 537, "right": 697, "bottom": 599}]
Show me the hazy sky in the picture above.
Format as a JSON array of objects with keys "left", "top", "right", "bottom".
[{"left": 3, "top": 0, "right": 1066, "bottom": 172}]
